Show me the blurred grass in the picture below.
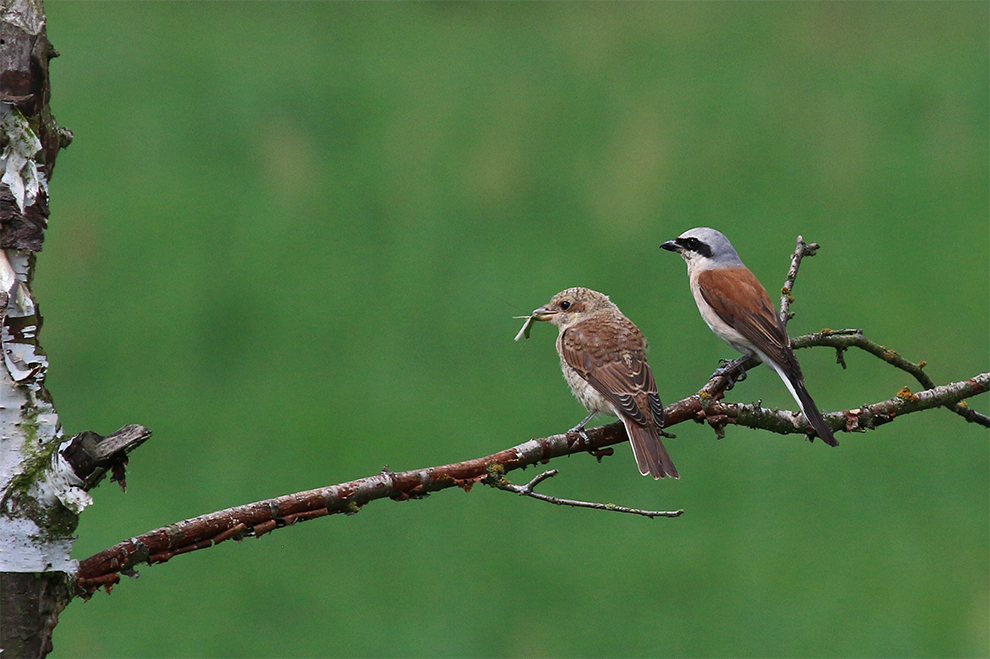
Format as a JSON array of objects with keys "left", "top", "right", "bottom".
[{"left": 38, "top": 2, "right": 988, "bottom": 658}]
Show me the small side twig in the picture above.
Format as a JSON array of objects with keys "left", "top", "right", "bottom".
[
  {"left": 485, "top": 467, "right": 683, "bottom": 519},
  {"left": 779, "top": 234, "right": 819, "bottom": 328}
]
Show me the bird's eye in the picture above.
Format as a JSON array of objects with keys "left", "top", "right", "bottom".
[
  {"left": 560, "top": 300, "right": 571, "bottom": 310},
  {"left": 681, "top": 236, "right": 713, "bottom": 258}
]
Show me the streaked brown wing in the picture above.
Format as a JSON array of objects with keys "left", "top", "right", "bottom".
[
  {"left": 559, "top": 315, "right": 656, "bottom": 427},
  {"left": 646, "top": 385, "right": 666, "bottom": 431},
  {"left": 697, "top": 267, "right": 791, "bottom": 366}
]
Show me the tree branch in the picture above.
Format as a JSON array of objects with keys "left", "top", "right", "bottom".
[
  {"left": 485, "top": 467, "right": 683, "bottom": 518},
  {"left": 76, "top": 361, "right": 987, "bottom": 596},
  {"left": 772, "top": 235, "right": 988, "bottom": 428},
  {"left": 702, "top": 372, "right": 988, "bottom": 436},
  {"left": 792, "top": 329, "right": 989, "bottom": 427}
]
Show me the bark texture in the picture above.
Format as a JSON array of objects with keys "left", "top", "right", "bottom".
[
  {"left": 0, "top": 2, "right": 74, "bottom": 657},
  {"left": 0, "top": 573, "right": 73, "bottom": 658}
]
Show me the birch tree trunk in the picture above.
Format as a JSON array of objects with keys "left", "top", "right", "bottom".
[{"left": 0, "top": 1, "right": 75, "bottom": 656}]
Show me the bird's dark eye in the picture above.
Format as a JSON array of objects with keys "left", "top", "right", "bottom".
[
  {"left": 677, "top": 236, "right": 712, "bottom": 257},
  {"left": 560, "top": 300, "right": 571, "bottom": 310}
]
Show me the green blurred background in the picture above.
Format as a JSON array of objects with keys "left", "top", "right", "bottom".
[{"left": 40, "top": 2, "right": 987, "bottom": 657}]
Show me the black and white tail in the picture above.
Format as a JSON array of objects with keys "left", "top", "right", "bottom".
[{"left": 766, "top": 360, "right": 838, "bottom": 446}]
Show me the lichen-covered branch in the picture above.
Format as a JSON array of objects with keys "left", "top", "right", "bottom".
[
  {"left": 707, "top": 373, "right": 988, "bottom": 436},
  {"left": 792, "top": 329, "right": 989, "bottom": 427}
]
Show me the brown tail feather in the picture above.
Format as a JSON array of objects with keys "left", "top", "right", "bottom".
[{"left": 624, "top": 419, "right": 679, "bottom": 479}]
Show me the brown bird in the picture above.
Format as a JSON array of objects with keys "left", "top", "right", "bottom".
[{"left": 530, "top": 287, "right": 678, "bottom": 479}]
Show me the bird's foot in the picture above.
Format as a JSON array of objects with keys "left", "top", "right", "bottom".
[
  {"left": 712, "top": 357, "right": 749, "bottom": 389},
  {"left": 566, "top": 411, "right": 597, "bottom": 444},
  {"left": 567, "top": 423, "right": 591, "bottom": 443}
]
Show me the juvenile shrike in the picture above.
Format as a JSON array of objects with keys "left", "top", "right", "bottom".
[
  {"left": 530, "top": 287, "right": 679, "bottom": 479},
  {"left": 660, "top": 228, "right": 837, "bottom": 446}
]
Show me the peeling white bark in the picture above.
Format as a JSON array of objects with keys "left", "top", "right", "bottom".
[
  {"left": 0, "top": 245, "right": 81, "bottom": 574},
  {"left": 0, "top": 104, "right": 48, "bottom": 213}
]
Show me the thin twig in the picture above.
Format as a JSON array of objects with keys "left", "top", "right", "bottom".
[
  {"left": 690, "top": 330, "right": 990, "bottom": 436},
  {"left": 779, "top": 235, "right": 819, "bottom": 328},
  {"left": 485, "top": 467, "right": 683, "bottom": 519}
]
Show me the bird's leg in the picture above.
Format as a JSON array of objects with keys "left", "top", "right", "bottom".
[
  {"left": 567, "top": 411, "right": 597, "bottom": 443},
  {"left": 711, "top": 356, "right": 750, "bottom": 389}
]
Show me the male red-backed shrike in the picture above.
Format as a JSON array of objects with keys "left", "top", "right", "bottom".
[
  {"left": 660, "top": 228, "right": 837, "bottom": 446},
  {"left": 530, "top": 287, "right": 679, "bottom": 479}
]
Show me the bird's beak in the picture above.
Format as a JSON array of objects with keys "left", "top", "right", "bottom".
[
  {"left": 531, "top": 307, "right": 556, "bottom": 321},
  {"left": 660, "top": 239, "right": 682, "bottom": 253}
]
